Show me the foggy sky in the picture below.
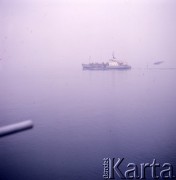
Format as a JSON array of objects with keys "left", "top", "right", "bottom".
[{"left": 0, "top": 0, "right": 176, "bottom": 71}]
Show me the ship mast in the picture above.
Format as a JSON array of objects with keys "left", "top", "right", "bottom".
[{"left": 112, "top": 52, "right": 116, "bottom": 59}]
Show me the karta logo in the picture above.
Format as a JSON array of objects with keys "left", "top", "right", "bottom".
[{"left": 103, "top": 158, "right": 175, "bottom": 179}]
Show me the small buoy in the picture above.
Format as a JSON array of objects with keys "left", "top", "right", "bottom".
[{"left": 0, "top": 120, "right": 33, "bottom": 137}]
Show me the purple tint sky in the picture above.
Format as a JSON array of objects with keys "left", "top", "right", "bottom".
[{"left": 0, "top": 0, "right": 176, "bottom": 70}]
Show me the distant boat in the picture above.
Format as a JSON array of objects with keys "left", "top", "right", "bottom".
[
  {"left": 82, "top": 55, "right": 131, "bottom": 70},
  {"left": 153, "top": 61, "right": 164, "bottom": 65}
]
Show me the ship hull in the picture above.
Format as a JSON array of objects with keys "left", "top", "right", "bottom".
[{"left": 82, "top": 64, "right": 131, "bottom": 70}]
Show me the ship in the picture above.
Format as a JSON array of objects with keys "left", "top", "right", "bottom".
[{"left": 82, "top": 55, "right": 131, "bottom": 70}]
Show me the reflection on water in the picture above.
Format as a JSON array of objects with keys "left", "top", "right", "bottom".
[{"left": 0, "top": 67, "right": 176, "bottom": 179}]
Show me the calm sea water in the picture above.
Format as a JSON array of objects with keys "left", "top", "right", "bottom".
[{"left": 0, "top": 66, "right": 176, "bottom": 179}]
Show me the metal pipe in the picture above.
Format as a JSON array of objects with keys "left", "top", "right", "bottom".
[{"left": 0, "top": 120, "right": 33, "bottom": 137}]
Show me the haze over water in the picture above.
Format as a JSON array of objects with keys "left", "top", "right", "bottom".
[{"left": 0, "top": 0, "right": 176, "bottom": 179}]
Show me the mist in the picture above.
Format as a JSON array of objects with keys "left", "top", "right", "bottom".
[
  {"left": 1, "top": 1, "right": 176, "bottom": 180},
  {"left": 1, "top": 0, "right": 176, "bottom": 74}
]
